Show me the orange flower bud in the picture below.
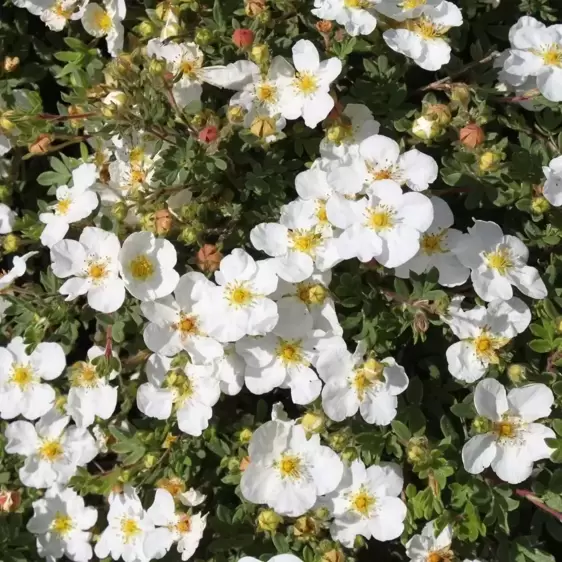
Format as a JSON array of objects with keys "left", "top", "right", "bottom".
[
  {"left": 459, "top": 123, "right": 484, "bottom": 148},
  {"left": 196, "top": 244, "right": 223, "bottom": 273}
]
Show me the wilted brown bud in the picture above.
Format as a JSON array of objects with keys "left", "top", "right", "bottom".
[
  {"left": 0, "top": 489, "right": 21, "bottom": 512},
  {"left": 322, "top": 550, "right": 345, "bottom": 562},
  {"left": 334, "top": 29, "right": 346, "bottom": 42},
  {"left": 3, "top": 56, "right": 19, "bottom": 73},
  {"left": 293, "top": 516, "right": 319, "bottom": 539},
  {"left": 245, "top": 0, "right": 266, "bottom": 17},
  {"left": 413, "top": 310, "right": 429, "bottom": 334},
  {"left": 28, "top": 133, "right": 53, "bottom": 154},
  {"left": 316, "top": 20, "right": 333, "bottom": 33},
  {"left": 196, "top": 244, "right": 223, "bottom": 273},
  {"left": 240, "top": 456, "right": 250, "bottom": 471},
  {"left": 459, "top": 123, "right": 484, "bottom": 148},
  {"left": 425, "top": 103, "right": 452, "bottom": 126},
  {"left": 154, "top": 209, "right": 172, "bottom": 235}
]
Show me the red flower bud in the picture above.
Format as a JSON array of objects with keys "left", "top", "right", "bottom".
[
  {"left": 233, "top": 29, "right": 254, "bottom": 49},
  {"left": 198, "top": 126, "right": 218, "bottom": 143},
  {"left": 0, "top": 489, "right": 21, "bottom": 512},
  {"left": 459, "top": 123, "right": 485, "bottom": 148}
]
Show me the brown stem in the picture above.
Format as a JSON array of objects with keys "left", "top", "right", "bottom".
[
  {"left": 105, "top": 325, "right": 113, "bottom": 360},
  {"left": 515, "top": 489, "right": 562, "bottom": 522},
  {"left": 497, "top": 90, "right": 540, "bottom": 103},
  {"left": 417, "top": 51, "right": 500, "bottom": 93},
  {"left": 37, "top": 112, "right": 98, "bottom": 121}
]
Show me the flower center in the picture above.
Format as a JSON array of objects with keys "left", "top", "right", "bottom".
[
  {"left": 294, "top": 72, "right": 318, "bottom": 95},
  {"left": 180, "top": 59, "right": 199, "bottom": 77},
  {"left": 289, "top": 229, "right": 322, "bottom": 255},
  {"left": 401, "top": 0, "right": 426, "bottom": 9},
  {"left": 175, "top": 514, "right": 191, "bottom": 534},
  {"left": 344, "top": 0, "right": 367, "bottom": 8},
  {"left": 88, "top": 260, "right": 109, "bottom": 281},
  {"left": 256, "top": 83, "right": 277, "bottom": 104},
  {"left": 53, "top": 1, "right": 73, "bottom": 19},
  {"left": 56, "top": 198, "right": 71, "bottom": 215},
  {"left": 421, "top": 230, "right": 446, "bottom": 255},
  {"left": 276, "top": 339, "right": 306, "bottom": 366},
  {"left": 51, "top": 513, "right": 74, "bottom": 536},
  {"left": 541, "top": 45, "right": 562, "bottom": 67},
  {"left": 121, "top": 517, "right": 141, "bottom": 542},
  {"left": 10, "top": 364, "right": 34, "bottom": 390},
  {"left": 352, "top": 358, "right": 384, "bottom": 400},
  {"left": 39, "top": 439, "right": 64, "bottom": 462},
  {"left": 130, "top": 169, "right": 146, "bottom": 187},
  {"left": 315, "top": 201, "right": 328, "bottom": 223},
  {"left": 175, "top": 314, "right": 199, "bottom": 338},
  {"left": 494, "top": 421, "right": 516, "bottom": 438},
  {"left": 351, "top": 488, "right": 376, "bottom": 516},
  {"left": 225, "top": 282, "right": 255, "bottom": 307},
  {"left": 472, "top": 331, "right": 508, "bottom": 363},
  {"left": 277, "top": 454, "right": 302, "bottom": 479},
  {"left": 367, "top": 206, "right": 396, "bottom": 231},
  {"left": 485, "top": 248, "right": 513, "bottom": 275},
  {"left": 165, "top": 371, "right": 194, "bottom": 404},
  {"left": 129, "top": 255, "right": 154, "bottom": 281},
  {"left": 409, "top": 18, "right": 446, "bottom": 39},
  {"left": 367, "top": 164, "right": 395, "bottom": 181},
  {"left": 296, "top": 282, "right": 327, "bottom": 305},
  {"left": 94, "top": 9, "right": 112, "bottom": 32},
  {"left": 71, "top": 362, "right": 100, "bottom": 388},
  {"left": 129, "top": 147, "right": 145, "bottom": 167}
]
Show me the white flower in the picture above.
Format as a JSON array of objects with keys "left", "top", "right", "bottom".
[
  {"left": 278, "top": 39, "right": 342, "bottom": 128},
  {"left": 376, "top": 0, "right": 442, "bottom": 22},
  {"left": 119, "top": 231, "right": 179, "bottom": 301},
  {"left": 394, "top": 197, "right": 469, "bottom": 286},
  {"left": 144, "top": 489, "right": 206, "bottom": 561},
  {"left": 5, "top": 411, "right": 98, "bottom": 488},
  {"left": 322, "top": 460, "right": 406, "bottom": 547},
  {"left": 235, "top": 298, "right": 324, "bottom": 405},
  {"left": 330, "top": 181, "right": 433, "bottom": 268},
  {"left": 13, "top": 0, "right": 87, "bottom": 32},
  {"left": 542, "top": 155, "right": 562, "bottom": 206},
  {"left": 66, "top": 346, "right": 118, "bottom": 428},
  {"left": 444, "top": 297, "right": 531, "bottom": 383},
  {"left": 240, "top": 555, "right": 303, "bottom": 562},
  {"left": 179, "top": 488, "right": 206, "bottom": 507},
  {"left": 197, "top": 248, "right": 278, "bottom": 342},
  {"left": 141, "top": 272, "right": 224, "bottom": 362},
  {"left": 312, "top": 0, "right": 378, "bottom": 37},
  {"left": 39, "top": 163, "right": 99, "bottom": 248},
  {"left": 331, "top": 134, "right": 438, "bottom": 193},
  {"left": 213, "top": 344, "right": 245, "bottom": 396},
  {"left": 406, "top": 520, "right": 453, "bottom": 562},
  {"left": 317, "top": 340, "right": 408, "bottom": 425},
  {"left": 0, "top": 251, "right": 37, "bottom": 290},
  {"left": 27, "top": 485, "right": 97, "bottom": 562},
  {"left": 240, "top": 419, "right": 343, "bottom": 516},
  {"left": 95, "top": 486, "right": 153, "bottom": 562},
  {"left": 383, "top": 2, "right": 463, "bottom": 71},
  {"left": 230, "top": 57, "right": 293, "bottom": 117},
  {"left": 136, "top": 354, "right": 220, "bottom": 436},
  {"left": 273, "top": 270, "right": 342, "bottom": 335},
  {"left": 0, "top": 202, "right": 16, "bottom": 234},
  {"left": 50, "top": 227, "right": 125, "bottom": 313},
  {"left": 82, "top": 0, "right": 126, "bottom": 57},
  {"left": 320, "top": 103, "right": 380, "bottom": 160},
  {"left": 462, "top": 379, "right": 555, "bottom": 484},
  {"left": 453, "top": 220, "right": 547, "bottom": 301},
  {"left": 502, "top": 16, "right": 562, "bottom": 102},
  {"left": 0, "top": 336, "right": 66, "bottom": 420}
]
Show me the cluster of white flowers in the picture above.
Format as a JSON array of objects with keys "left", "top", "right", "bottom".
[
  {"left": 312, "top": 0, "right": 463, "bottom": 70},
  {"left": 498, "top": 15, "right": 562, "bottom": 102}
]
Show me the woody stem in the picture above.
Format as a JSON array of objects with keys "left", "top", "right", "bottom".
[{"left": 515, "top": 489, "right": 562, "bottom": 522}]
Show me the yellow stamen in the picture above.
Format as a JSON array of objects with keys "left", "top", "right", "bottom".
[
  {"left": 289, "top": 229, "right": 322, "bottom": 255},
  {"left": 420, "top": 230, "right": 446, "bottom": 255},
  {"left": 294, "top": 73, "right": 318, "bottom": 95},
  {"left": 278, "top": 454, "right": 302, "bottom": 479},
  {"left": 176, "top": 515, "right": 191, "bottom": 534},
  {"left": 71, "top": 362, "right": 99, "bottom": 388},
  {"left": 352, "top": 358, "right": 384, "bottom": 400},
  {"left": 10, "top": 365, "right": 34, "bottom": 390},
  {"left": 541, "top": 45, "right": 562, "bottom": 67},
  {"left": 121, "top": 518, "right": 141, "bottom": 542},
  {"left": 494, "top": 421, "right": 516, "bottom": 438},
  {"left": 226, "top": 282, "right": 255, "bottom": 307},
  {"left": 401, "top": 0, "right": 426, "bottom": 9},
  {"left": 485, "top": 248, "right": 513, "bottom": 275},
  {"left": 88, "top": 261, "right": 108, "bottom": 281},
  {"left": 39, "top": 440, "right": 64, "bottom": 462},
  {"left": 472, "top": 332, "right": 508, "bottom": 364},
  {"left": 351, "top": 488, "right": 376, "bottom": 516},
  {"left": 367, "top": 206, "right": 395, "bottom": 231},
  {"left": 94, "top": 9, "right": 112, "bottom": 32},
  {"left": 176, "top": 314, "right": 199, "bottom": 337},
  {"left": 51, "top": 513, "right": 74, "bottom": 536},
  {"left": 256, "top": 83, "right": 277, "bottom": 103},
  {"left": 129, "top": 255, "right": 154, "bottom": 281},
  {"left": 276, "top": 340, "right": 306, "bottom": 366},
  {"left": 56, "top": 198, "right": 71, "bottom": 215}
]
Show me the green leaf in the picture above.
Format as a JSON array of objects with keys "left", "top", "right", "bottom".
[
  {"left": 213, "top": 0, "right": 225, "bottom": 29},
  {"left": 391, "top": 420, "right": 411, "bottom": 442},
  {"left": 529, "top": 339, "right": 553, "bottom": 353},
  {"left": 272, "top": 532, "right": 290, "bottom": 553}
]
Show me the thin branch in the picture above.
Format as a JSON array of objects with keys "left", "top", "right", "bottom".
[{"left": 515, "top": 489, "right": 562, "bottom": 522}]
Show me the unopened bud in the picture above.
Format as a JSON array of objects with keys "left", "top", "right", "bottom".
[
  {"left": 154, "top": 209, "right": 172, "bottom": 235},
  {"left": 0, "top": 111, "right": 15, "bottom": 133},
  {"left": 2, "top": 234, "right": 19, "bottom": 253},
  {"left": 413, "top": 310, "right": 429, "bottom": 333},
  {"left": 238, "top": 428, "right": 253, "bottom": 444},
  {"left": 227, "top": 105, "right": 246, "bottom": 124},
  {"left": 316, "top": 20, "right": 333, "bottom": 33},
  {"left": 161, "top": 22, "right": 180, "bottom": 39},
  {"left": 507, "top": 363, "right": 526, "bottom": 383},
  {"left": 198, "top": 125, "right": 218, "bottom": 143},
  {"left": 144, "top": 454, "right": 157, "bottom": 468},
  {"left": 412, "top": 116, "right": 441, "bottom": 140},
  {"left": 157, "top": 476, "right": 185, "bottom": 497},
  {"left": 301, "top": 411, "right": 325, "bottom": 434},
  {"left": 450, "top": 84, "right": 471, "bottom": 106},
  {"left": 472, "top": 415, "right": 491, "bottom": 434},
  {"left": 459, "top": 123, "right": 484, "bottom": 148},
  {"left": 407, "top": 437, "right": 429, "bottom": 464},
  {"left": 479, "top": 151, "right": 502, "bottom": 172},
  {"left": 245, "top": 0, "right": 266, "bottom": 17},
  {"left": 250, "top": 44, "right": 269, "bottom": 65},
  {"left": 195, "top": 27, "right": 213, "bottom": 46},
  {"left": 0, "top": 490, "right": 21, "bottom": 512},
  {"left": 250, "top": 115, "right": 276, "bottom": 139},
  {"left": 294, "top": 516, "right": 319, "bottom": 539},
  {"left": 425, "top": 103, "right": 452, "bottom": 126},
  {"left": 239, "top": 456, "right": 250, "bottom": 471},
  {"left": 257, "top": 509, "right": 283, "bottom": 532},
  {"left": 341, "top": 447, "right": 358, "bottom": 462},
  {"left": 233, "top": 28, "right": 254, "bottom": 49},
  {"left": 3, "top": 56, "right": 19, "bottom": 73},
  {"left": 531, "top": 196, "right": 550, "bottom": 214},
  {"left": 179, "top": 226, "right": 199, "bottom": 245},
  {"left": 328, "top": 432, "right": 347, "bottom": 451},
  {"left": 148, "top": 58, "right": 167, "bottom": 75},
  {"left": 196, "top": 244, "right": 222, "bottom": 273},
  {"left": 136, "top": 20, "right": 156, "bottom": 38},
  {"left": 0, "top": 185, "right": 10, "bottom": 202},
  {"left": 28, "top": 133, "right": 52, "bottom": 154}
]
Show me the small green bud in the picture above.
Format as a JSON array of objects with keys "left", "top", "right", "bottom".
[
  {"left": 0, "top": 185, "right": 10, "bottom": 202},
  {"left": 250, "top": 44, "right": 269, "bottom": 65},
  {"left": 179, "top": 227, "right": 199, "bottom": 245},
  {"left": 148, "top": 58, "right": 167, "bottom": 75},
  {"left": 531, "top": 196, "right": 550, "bottom": 214},
  {"left": 144, "top": 454, "right": 157, "bottom": 468},
  {"left": 479, "top": 151, "right": 502, "bottom": 172},
  {"left": 195, "top": 28, "right": 213, "bottom": 46},
  {"left": 111, "top": 202, "right": 128, "bottom": 221},
  {"left": 136, "top": 20, "right": 156, "bottom": 38},
  {"left": 341, "top": 447, "right": 358, "bottom": 462},
  {"left": 301, "top": 411, "right": 325, "bottom": 434},
  {"left": 3, "top": 234, "right": 20, "bottom": 253},
  {"left": 507, "top": 363, "right": 526, "bottom": 383},
  {"left": 257, "top": 509, "right": 283, "bottom": 532},
  {"left": 328, "top": 432, "right": 347, "bottom": 452},
  {"left": 238, "top": 428, "right": 253, "bottom": 444},
  {"left": 472, "top": 415, "right": 492, "bottom": 434}
]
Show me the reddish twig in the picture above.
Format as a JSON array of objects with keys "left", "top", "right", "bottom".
[
  {"left": 105, "top": 325, "right": 113, "bottom": 360},
  {"left": 515, "top": 489, "right": 562, "bottom": 522},
  {"left": 37, "top": 112, "right": 98, "bottom": 121}
]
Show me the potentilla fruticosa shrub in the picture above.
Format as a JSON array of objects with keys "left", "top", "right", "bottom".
[{"left": 1, "top": 0, "right": 562, "bottom": 561}]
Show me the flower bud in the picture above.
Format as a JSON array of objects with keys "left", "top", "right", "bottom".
[
  {"left": 144, "top": 454, "right": 157, "bottom": 468},
  {"left": 425, "top": 103, "right": 452, "bottom": 126},
  {"left": 316, "top": 20, "right": 333, "bottom": 33},
  {"left": 472, "top": 415, "right": 492, "bottom": 434},
  {"left": 162, "top": 433, "right": 178, "bottom": 449},
  {"left": 239, "top": 456, "right": 250, "bottom": 471},
  {"left": 256, "top": 8, "right": 271, "bottom": 24},
  {"left": 407, "top": 436, "right": 429, "bottom": 464},
  {"left": 233, "top": 28, "right": 254, "bottom": 49},
  {"left": 507, "top": 363, "right": 526, "bottom": 383},
  {"left": 0, "top": 110, "right": 15, "bottom": 133},
  {"left": 450, "top": 84, "right": 471, "bottom": 106},
  {"left": 301, "top": 411, "right": 325, "bottom": 434},
  {"left": 238, "top": 428, "right": 253, "bottom": 444},
  {"left": 293, "top": 516, "right": 319, "bottom": 539},
  {"left": 322, "top": 550, "right": 345, "bottom": 562},
  {"left": 0, "top": 184, "right": 10, "bottom": 202},
  {"left": 28, "top": 133, "right": 52, "bottom": 154},
  {"left": 328, "top": 432, "right": 348, "bottom": 451},
  {"left": 227, "top": 105, "right": 246, "bottom": 124},
  {"left": 413, "top": 310, "right": 429, "bottom": 334},
  {"left": 459, "top": 123, "right": 484, "bottom": 148},
  {"left": 179, "top": 227, "right": 199, "bottom": 245},
  {"left": 148, "top": 58, "right": 167, "bottom": 75},
  {"left": 136, "top": 20, "right": 156, "bottom": 38},
  {"left": 250, "top": 115, "right": 276, "bottom": 139},
  {"left": 198, "top": 125, "right": 218, "bottom": 143},
  {"left": 111, "top": 202, "right": 128, "bottom": 221},
  {"left": 341, "top": 447, "right": 358, "bottom": 462},
  {"left": 0, "top": 490, "right": 21, "bottom": 512},
  {"left": 250, "top": 44, "right": 269, "bottom": 65},
  {"left": 195, "top": 27, "right": 213, "bottom": 46},
  {"left": 196, "top": 244, "right": 223, "bottom": 273},
  {"left": 257, "top": 509, "right": 283, "bottom": 532},
  {"left": 245, "top": 0, "right": 266, "bottom": 17},
  {"left": 3, "top": 56, "right": 20, "bottom": 73},
  {"left": 478, "top": 150, "right": 502, "bottom": 172},
  {"left": 531, "top": 196, "right": 550, "bottom": 214},
  {"left": 155, "top": 209, "right": 172, "bottom": 235},
  {"left": 161, "top": 22, "right": 180, "bottom": 39},
  {"left": 2, "top": 234, "right": 19, "bottom": 253},
  {"left": 326, "top": 123, "right": 352, "bottom": 144},
  {"left": 412, "top": 116, "right": 441, "bottom": 140}
]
